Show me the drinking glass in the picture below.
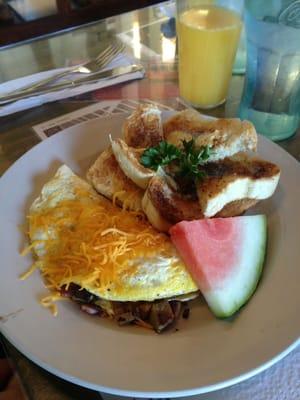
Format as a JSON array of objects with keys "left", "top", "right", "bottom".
[
  {"left": 238, "top": 0, "right": 300, "bottom": 141},
  {"left": 176, "top": 0, "right": 243, "bottom": 109}
]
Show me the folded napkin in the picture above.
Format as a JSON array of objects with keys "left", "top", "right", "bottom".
[{"left": 0, "top": 54, "right": 144, "bottom": 117}]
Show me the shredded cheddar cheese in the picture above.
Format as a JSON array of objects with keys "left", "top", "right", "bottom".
[
  {"left": 112, "top": 189, "right": 142, "bottom": 211},
  {"left": 24, "top": 192, "right": 175, "bottom": 296},
  {"left": 19, "top": 262, "right": 39, "bottom": 280},
  {"left": 40, "top": 294, "right": 62, "bottom": 316}
]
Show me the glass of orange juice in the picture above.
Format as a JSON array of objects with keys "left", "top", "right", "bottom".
[{"left": 177, "top": 0, "right": 243, "bottom": 109}]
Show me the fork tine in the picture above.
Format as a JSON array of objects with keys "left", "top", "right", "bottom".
[
  {"left": 105, "top": 41, "right": 123, "bottom": 57},
  {"left": 96, "top": 43, "right": 117, "bottom": 63},
  {"left": 97, "top": 40, "right": 123, "bottom": 58},
  {"left": 95, "top": 42, "right": 125, "bottom": 68},
  {"left": 94, "top": 43, "right": 115, "bottom": 63}
]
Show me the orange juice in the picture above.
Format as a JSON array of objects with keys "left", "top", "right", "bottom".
[{"left": 178, "top": 6, "right": 242, "bottom": 108}]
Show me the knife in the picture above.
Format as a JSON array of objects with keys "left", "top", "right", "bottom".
[{"left": 0, "top": 64, "right": 145, "bottom": 105}]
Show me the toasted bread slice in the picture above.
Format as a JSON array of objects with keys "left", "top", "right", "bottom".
[
  {"left": 143, "top": 175, "right": 203, "bottom": 232},
  {"left": 142, "top": 188, "right": 172, "bottom": 233},
  {"left": 123, "top": 104, "right": 164, "bottom": 148},
  {"left": 87, "top": 147, "right": 144, "bottom": 212},
  {"left": 111, "top": 138, "right": 155, "bottom": 190},
  {"left": 163, "top": 109, "right": 257, "bottom": 161},
  {"left": 197, "top": 154, "right": 280, "bottom": 217},
  {"left": 142, "top": 154, "right": 280, "bottom": 231}
]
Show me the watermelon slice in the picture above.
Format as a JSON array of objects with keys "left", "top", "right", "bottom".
[{"left": 169, "top": 215, "right": 267, "bottom": 318}]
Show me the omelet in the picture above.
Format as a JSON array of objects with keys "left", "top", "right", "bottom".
[{"left": 28, "top": 165, "right": 198, "bottom": 303}]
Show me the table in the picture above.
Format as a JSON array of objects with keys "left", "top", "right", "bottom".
[{"left": 0, "top": 1, "right": 299, "bottom": 399}]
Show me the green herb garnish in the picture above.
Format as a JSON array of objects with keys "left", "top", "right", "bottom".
[
  {"left": 177, "top": 139, "right": 210, "bottom": 181},
  {"left": 140, "top": 139, "right": 211, "bottom": 182},
  {"left": 140, "top": 141, "right": 181, "bottom": 171}
]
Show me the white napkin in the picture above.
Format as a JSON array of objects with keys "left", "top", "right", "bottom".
[{"left": 0, "top": 54, "right": 144, "bottom": 117}]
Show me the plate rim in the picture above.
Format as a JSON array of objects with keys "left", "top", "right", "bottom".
[{"left": 0, "top": 328, "right": 299, "bottom": 397}]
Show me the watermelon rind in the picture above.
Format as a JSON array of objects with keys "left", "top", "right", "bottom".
[{"left": 204, "top": 215, "right": 267, "bottom": 318}]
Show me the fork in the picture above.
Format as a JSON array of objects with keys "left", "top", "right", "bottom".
[{"left": 7, "top": 41, "right": 125, "bottom": 96}]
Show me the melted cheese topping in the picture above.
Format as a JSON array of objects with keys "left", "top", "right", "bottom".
[
  {"left": 22, "top": 165, "right": 197, "bottom": 306},
  {"left": 26, "top": 190, "right": 180, "bottom": 295}
]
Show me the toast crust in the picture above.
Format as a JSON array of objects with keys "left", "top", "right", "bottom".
[
  {"left": 142, "top": 189, "right": 172, "bottom": 233},
  {"left": 123, "top": 104, "right": 164, "bottom": 148},
  {"left": 197, "top": 154, "right": 280, "bottom": 217},
  {"left": 204, "top": 154, "right": 280, "bottom": 179},
  {"left": 199, "top": 155, "right": 280, "bottom": 200},
  {"left": 111, "top": 138, "right": 155, "bottom": 189},
  {"left": 216, "top": 199, "right": 259, "bottom": 218},
  {"left": 146, "top": 175, "right": 203, "bottom": 224},
  {"left": 163, "top": 109, "right": 257, "bottom": 161}
]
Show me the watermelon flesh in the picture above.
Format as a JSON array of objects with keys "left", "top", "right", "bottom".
[{"left": 169, "top": 215, "right": 267, "bottom": 318}]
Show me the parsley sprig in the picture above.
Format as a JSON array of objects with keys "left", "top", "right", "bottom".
[
  {"left": 177, "top": 140, "right": 210, "bottom": 181},
  {"left": 140, "top": 141, "right": 181, "bottom": 170},
  {"left": 140, "top": 139, "right": 211, "bottom": 182}
]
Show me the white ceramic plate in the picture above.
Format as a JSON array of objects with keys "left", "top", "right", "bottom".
[{"left": 0, "top": 113, "right": 299, "bottom": 398}]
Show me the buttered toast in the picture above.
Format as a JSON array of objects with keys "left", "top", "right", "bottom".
[
  {"left": 111, "top": 138, "right": 155, "bottom": 190},
  {"left": 163, "top": 109, "right": 257, "bottom": 162},
  {"left": 87, "top": 147, "right": 144, "bottom": 212},
  {"left": 87, "top": 106, "right": 280, "bottom": 232},
  {"left": 196, "top": 154, "right": 280, "bottom": 217},
  {"left": 142, "top": 153, "right": 280, "bottom": 232},
  {"left": 123, "top": 104, "right": 164, "bottom": 148}
]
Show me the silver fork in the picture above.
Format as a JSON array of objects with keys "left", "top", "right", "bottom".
[{"left": 6, "top": 41, "right": 125, "bottom": 96}]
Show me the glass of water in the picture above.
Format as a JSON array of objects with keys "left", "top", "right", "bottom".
[{"left": 238, "top": 0, "right": 300, "bottom": 141}]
